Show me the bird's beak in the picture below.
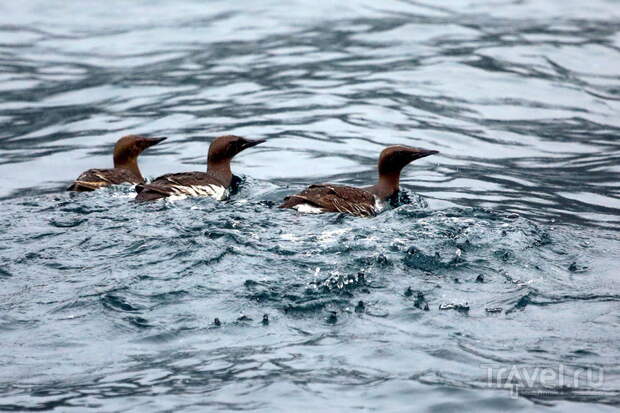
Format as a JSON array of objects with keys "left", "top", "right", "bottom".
[
  {"left": 412, "top": 148, "right": 439, "bottom": 160},
  {"left": 242, "top": 138, "right": 266, "bottom": 149},
  {"left": 143, "top": 137, "right": 167, "bottom": 147}
]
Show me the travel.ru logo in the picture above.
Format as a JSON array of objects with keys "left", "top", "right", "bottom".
[{"left": 481, "top": 364, "right": 604, "bottom": 399}]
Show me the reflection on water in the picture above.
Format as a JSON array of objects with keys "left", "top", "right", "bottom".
[{"left": 0, "top": 0, "right": 619, "bottom": 411}]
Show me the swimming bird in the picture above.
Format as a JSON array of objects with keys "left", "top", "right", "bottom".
[
  {"left": 67, "top": 135, "right": 166, "bottom": 191},
  {"left": 278, "top": 145, "right": 438, "bottom": 217},
  {"left": 135, "top": 135, "right": 265, "bottom": 202}
]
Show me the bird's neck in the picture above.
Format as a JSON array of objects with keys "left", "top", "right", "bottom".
[
  {"left": 114, "top": 157, "right": 143, "bottom": 181},
  {"left": 369, "top": 172, "right": 400, "bottom": 200},
  {"left": 207, "top": 161, "right": 233, "bottom": 187}
]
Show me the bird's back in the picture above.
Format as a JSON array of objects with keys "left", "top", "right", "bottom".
[
  {"left": 68, "top": 168, "right": 141, "bottom": 191},
  {"left": 279, "top": 184, "right": 378, "bottom": 217},
  {"left": 135, "top": 172, "right": 229, "bottom": 201}
]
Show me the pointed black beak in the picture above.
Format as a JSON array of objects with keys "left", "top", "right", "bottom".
[
  {"left": 242, "top": 138, "right": 266, "bottom": 149},
  {"left": 143, "top": 137, "right": 167, "bottom": 147},
  {"left": 412, "top": 149, "right": 439, "bottom": 160}
]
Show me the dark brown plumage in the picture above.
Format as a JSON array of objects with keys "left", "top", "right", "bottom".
[
  {"left": 279, "top": 145, "right": 438, "bottom": 217},
  {"left": 135, "top": 135, "right": 265, "bottom": 202},
  {"left": 279, "top": 184, "right": 377, "bottom": 217},
  {"left": 68, "top": 168, "right": 144, "bottom": 191},
  {"left": 68, "top": 135, "right": 166, "bottom": 192},
  {"left": 134, "top": 172, "right": 229, "bottom": 201}
]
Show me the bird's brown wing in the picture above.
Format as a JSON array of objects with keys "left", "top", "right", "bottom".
[
  {"left": 67, "top": 168, "right": 141, "bottom": 191},
  {"left": 279, "top": 184, "right": 377, "bottom": 217},
  {"left": 135, "top": 172, "right": 227, "bottom": 201}
]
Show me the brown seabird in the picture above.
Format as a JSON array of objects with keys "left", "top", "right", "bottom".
[
  {"left": 135, "top": 135, "right": 265, "bottom": 202},
  {"left": 278, "top": 145, "right": 438, "bottom": 217},
  {"left": 67, "top": 135, "right": 166, "bottom": 191}
]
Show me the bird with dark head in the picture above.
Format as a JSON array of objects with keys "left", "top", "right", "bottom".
[
  {"left": 67, "top": 135, "right": 166, "bottom": 192},
  {"left": 279, "top": 145, "right": 438, "bottom": 217},
  {"left": 135, "top": 135, "right": 265, "bottom": 202}
]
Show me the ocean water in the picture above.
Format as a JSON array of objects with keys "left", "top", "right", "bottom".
[{"left": 1, "top": 0, "right": 619, "bottom": 411}]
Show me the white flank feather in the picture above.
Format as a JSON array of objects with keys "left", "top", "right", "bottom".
[
  {"left": 293, "top": 203, "right": 325, "bottom": 214},
  {"left": 168, "top": 184, "right": 229, "bottom": 200},
  {"left": 373, "top": 196, "right": 387, "bottom": 214}
]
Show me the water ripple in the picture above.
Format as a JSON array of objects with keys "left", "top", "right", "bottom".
[{"left": 1, "top": 0, "right": 620, "bottom": 411}]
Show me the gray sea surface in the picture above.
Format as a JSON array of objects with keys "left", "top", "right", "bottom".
[{"left": 0, "top": 1, "right": 619, "bottom": 411}]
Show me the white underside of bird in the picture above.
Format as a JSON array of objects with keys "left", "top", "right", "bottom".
[{"left": 165, "top": 184, "right": 229, "bottom": 201}]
